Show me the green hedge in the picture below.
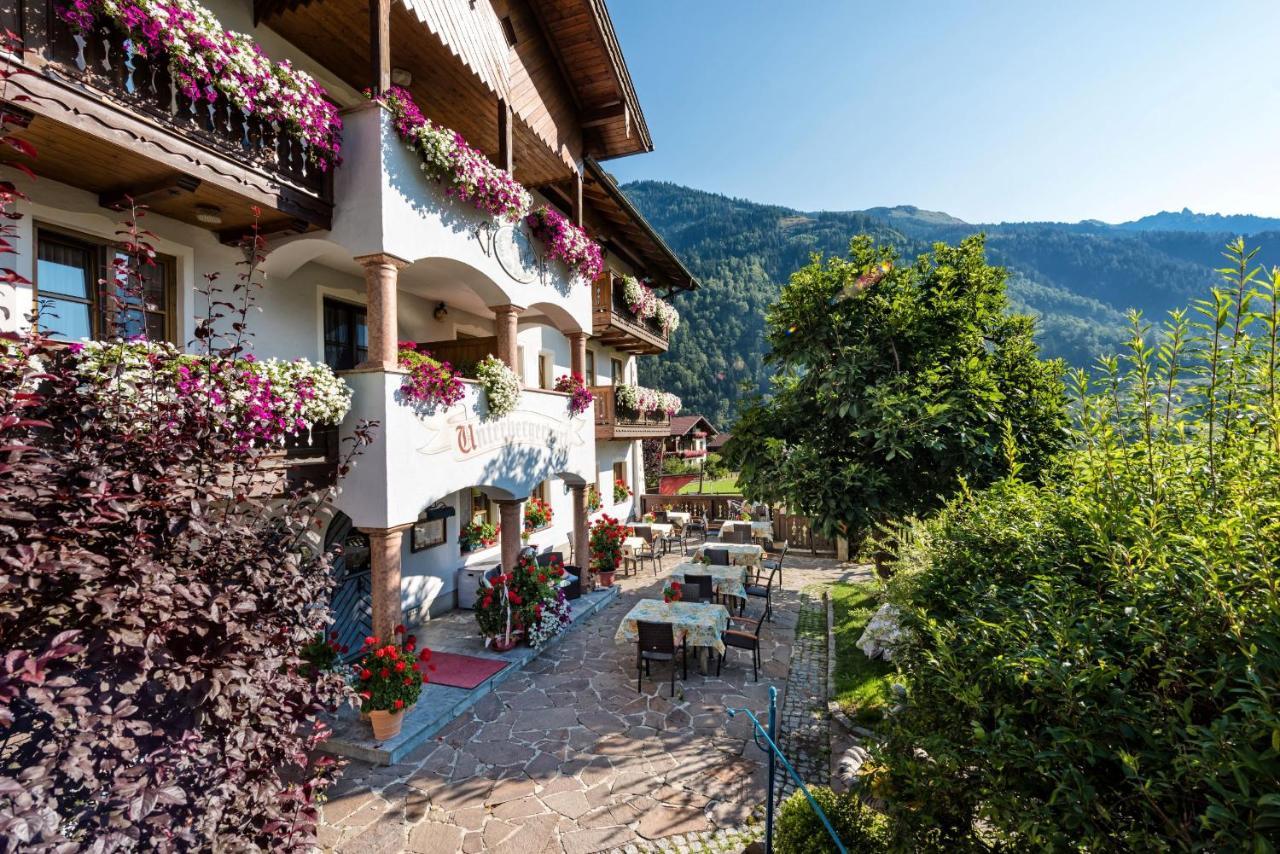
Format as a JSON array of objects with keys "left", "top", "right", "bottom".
[{"left": 775, "top": 786, "right": 887, "bottom": 854}]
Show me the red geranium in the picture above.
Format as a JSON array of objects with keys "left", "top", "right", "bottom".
[{"left": 355, "top": 634, "right": 429, "bottom": 714}]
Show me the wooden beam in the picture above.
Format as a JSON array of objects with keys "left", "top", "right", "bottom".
[
  {"left": 497, "top": 99, "right": 514, "bottom": 174},
  {"left": 370, "top": 0, "right": 391, "bottom": 95},
  {"left": 217, "top": 217, "right": 309, "bottom": 246},
  {"left": 570, "top": 169, "right": 583, "bottom": 227},
  {"left": 580, "top": 101, "right": 626, "bottom": 129},
  {"left": 99, "top": 174, "right": 201, "bottom": 210}
]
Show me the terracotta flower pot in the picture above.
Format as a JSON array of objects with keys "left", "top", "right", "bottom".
[
  {"left": 491, "top": 634, "right": 518, "bottom": 652},
  {"left": 597, "top": 570, "right": 615, "bottom": 588},
  {"left": 369, "top": 708, "right": 404, "bottom": 741}
]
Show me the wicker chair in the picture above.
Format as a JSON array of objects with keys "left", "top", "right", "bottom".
[
  {"left": 660, "top": 520, "right": 689, "bottom": 557},
  {"left": 743, "top": 566, "right": 779, "bottom": 623},
  {"left": 704, "top": 547, "right": 730, "bottom": 566},
  {"left": 717, "top": 615, "right": 762, "bottom": 681},
  {"left": 681, "top": 574, "right": 714, "bottom": 604},
  {"left": 630, "top": 525, "right": 660, "bottom": 576},
  {"left": 636, "top": 620, "right": 686, "bottom": 696},
  {"left": 761, "top": 541, "right": 789, "bottom": 587}
]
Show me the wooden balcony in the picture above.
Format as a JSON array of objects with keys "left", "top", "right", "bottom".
[
  {"left": 591, "top": 385, "right": 671, "bottom": 440},
  {"left": 0, "top": 1, "right": 333, "bottom": 235},
  {"left": 415, "top": 337, "right": 498, "bottom": 378},
  {"left": 591, "top": 273, "right": 670, "bottom": 355}
]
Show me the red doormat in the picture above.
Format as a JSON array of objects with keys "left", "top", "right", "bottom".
[{"left": 426, "top": 652, "right": 510, "bottom": 690}]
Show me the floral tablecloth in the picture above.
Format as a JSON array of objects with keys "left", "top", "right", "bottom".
[
  {"left": 622, "top": 536, "right": 646, "bottom": 555},
  {"left": 664, "top": 511, "right": 692, "bottom": 525},
  {"left": 720, "top": 520, "right": 773, "bottom": 540},
  {"left": 670, "top": 562, "right": 748, "bottom": 602},
  {"left": 614, "top": 599, "right": 731, "bottom": 655},
  {"left": 694, "top": 542, "right": 765, "bottom": 568}
]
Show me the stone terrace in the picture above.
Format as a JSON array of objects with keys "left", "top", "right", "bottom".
[{"left": 318, "top": 550, "right": 859, "bottom": 853}]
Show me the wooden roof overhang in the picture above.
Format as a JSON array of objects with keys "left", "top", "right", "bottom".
[
  {"left": 257, "top": 0, "right": 576, "bottom": 188},
  {"left": 583, "top": 158, "right": 698, "bottom": 296},
  {"left": 524, "top": 0, "right": 651, "bottom": 160}
]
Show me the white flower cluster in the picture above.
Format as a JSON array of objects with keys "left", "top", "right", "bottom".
[
  {"left": 856, "top": 603, "right": 911, "bottom": 661},
  {"left": 527, "top": 593, "right": 572, "bottom": 650},
  {"left": 619, "top": 275, "right": 680, "bottom": 334},
  {"left": 70, "top": 340, "right": 351, "bottom": 433},
  {"left": 476, "top": 354, "right": 521, "bottom": 419},
  {"left": 614, "top": 383, "right": 681, "bottom": 417}
]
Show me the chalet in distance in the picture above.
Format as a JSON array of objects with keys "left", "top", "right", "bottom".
[{"left": 0, "top": 0, "right": 697, "bottom": 648}]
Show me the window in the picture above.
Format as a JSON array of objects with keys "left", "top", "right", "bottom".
[
  {"left": 537, "top": 352, "right": 552, "bottom": 389},
  {"left": 35, "top": 229, "right": 175, "bottom": 342},
  {"left": 323, "top": 297, "right": 367, "bottom": 371},
  {"left": 468, "top": 488, "right": 496, "bottom": 526},
  {"left": 611, "top": 358, "right": 624, "bottom": 386},
  {"left": 612, "top": 462, "right": 627, "bottom": 488},
  {"left": 532, "top": 480, "right": 550, "bottom": 504},
  {"left": 585, "top": 350, "right": 596, "bottom": 385}
]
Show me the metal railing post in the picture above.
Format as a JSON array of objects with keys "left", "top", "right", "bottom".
[{"left": 766, "top": 685, "right": 777, "bottom": 852}]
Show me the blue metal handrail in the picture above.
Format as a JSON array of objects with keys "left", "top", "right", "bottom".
[{"left": 726, "top": 685, "right": 847, "bottom": 853}]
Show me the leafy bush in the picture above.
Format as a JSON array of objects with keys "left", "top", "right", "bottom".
[
  {"left": 704, "top": 451, "right": 729, "bottom": 478},
  {"left": 728, "top": 235, "right": 1067, "bottom": 539},
  {"left": 775, "top": 786, "right": 887, "bottom": 853},
  {"left": 662, "top": 455, "right": 696, "bottom": 475},
  {"left": 878, "top": 240, "right": 1280, "bottom": 851},
  {"left": 0, "top": 234, "right": 371, "bottom": 849}
]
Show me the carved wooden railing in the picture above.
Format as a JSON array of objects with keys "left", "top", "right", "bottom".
[
  {"left": 590, "top": 273, "right": 669, "bottom": 351},
  {"left": 591, "top": 384, "right": 671, "bottom": 437},
  {"left": 13, "top": 1, "right": 331, "bottom": 200}
]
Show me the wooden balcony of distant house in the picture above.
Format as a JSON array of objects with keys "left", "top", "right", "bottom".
[
  {"left": 0, "top": 1, "right": 333, "bottom": 236},
  {"left": 590, "top": 384, "right": 671, "bottom": 440},
  {"left": 590, "top": 273, "right": 670, "bottom": 355}
]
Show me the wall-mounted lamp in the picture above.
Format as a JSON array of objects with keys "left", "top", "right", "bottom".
[
  {"left": 195, "top": 204, "right": 223, "bottom": 225},
  {"left": 433, "top": 301, "right": 448, "bottom": 321},
  {"left": 391, "top": 67, "right": 413, "bottom": 87}
]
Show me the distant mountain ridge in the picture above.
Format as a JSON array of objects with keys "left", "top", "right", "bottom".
[{"left": 621, "top": 181, "right": 1280, "bottom": 427}]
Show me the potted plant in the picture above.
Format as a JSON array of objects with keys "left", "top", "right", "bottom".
[
  {"left": 613, "top": 479, "right": 632, "bottom": 505},
  {"left": 589, "top": 514, "right": 627, "bottom": 588},
  {"left": 475, "top": 571, "right": 520, "bottom": 651},
  {"left": 524, "top": 496, "right": 553, "bottom": 532},
  {"left": 663, "top": 581, "right": 682, "bottom": 604},
  {"left": 354, "top": 627, "right": 431, "bottom": 741},
  {"left": 586, "top": 485, "right": 602, "bottom": 513},
  {"left": 460, "top": 520, "right": 499, "bottom": 552}
]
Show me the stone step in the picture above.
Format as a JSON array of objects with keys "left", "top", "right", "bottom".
[{"left": 321, "top": 584, "right": 620, "bottom": 765}]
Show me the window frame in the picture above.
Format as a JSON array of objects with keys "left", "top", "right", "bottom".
[
  {"left": 33, "top": 225, "right": 177, "bottom": 344},
  {"left": 322, "top": 296, "right": 368, "bottom": 371}
]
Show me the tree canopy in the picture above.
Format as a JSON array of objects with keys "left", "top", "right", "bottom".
[{"left": 725, "top": 234, "right": 1066, "bottom": 539}]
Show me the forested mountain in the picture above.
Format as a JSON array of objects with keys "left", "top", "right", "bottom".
[{"left": 625, "top": 180, "right": 1280, "bottom": 427}]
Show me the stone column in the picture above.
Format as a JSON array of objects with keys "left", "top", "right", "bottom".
[
  {"left": 567, "top": 331, "right": 588, "bottom": 380},
  {"left": 355, "top": 253, "right": 408, "bottom": 371},
  {"left": 359, "top": 524, "right": 411, "bottom": 642},
  {"left": 495, "top": 498, "right": 525, "bottom": 570},
  {"left": 492, "top": 304, "right": 523, "bottom": 378},
  {"left": 570, "top": 483, "right": 593, "bottom": 591}
]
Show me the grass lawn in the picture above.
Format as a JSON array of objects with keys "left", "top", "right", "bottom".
[
  {"left": 830, "top": 580, "right": 897, "bottom": 725},
  {"left": 677, "top": 473, "right": 740, "bottom": 494}
]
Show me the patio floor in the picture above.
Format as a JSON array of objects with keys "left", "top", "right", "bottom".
[{"left": 317, "top": 549, "right": 859, "bottom": 854}]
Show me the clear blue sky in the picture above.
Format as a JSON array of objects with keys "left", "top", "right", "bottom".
[{"left": 606, "top": 1, "right": 1280, "bottom": 224}]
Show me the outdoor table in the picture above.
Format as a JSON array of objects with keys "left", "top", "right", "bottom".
[
  {"left": 670, "top": 561, "right": 748, "bottom": 603},
  {"left": 694, "top": 542, "right": 765, "bottom": 569},
  {"left": 615, "top": 599, "right": 731, "bottom": 672},
  {"left": 621, "top": 535, "right": 646, "bottom": 557},
  {"left": 665, "top": 511, "right": 692, "bottom": 525},
  {"left": 646, "top": 522, "right": 674, "bottom": 537}
]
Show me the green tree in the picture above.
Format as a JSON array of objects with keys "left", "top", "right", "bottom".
[{"left": 725, "top": 234, "right": 1066, "bottom": 539}]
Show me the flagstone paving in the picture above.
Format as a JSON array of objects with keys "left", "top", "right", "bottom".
[{"left": 318, "top": 549, "right": 860, "bottom": 853}]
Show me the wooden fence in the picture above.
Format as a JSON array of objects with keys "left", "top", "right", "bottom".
[{"left": 640, "top": 494, "right": 837, "bottom": 555}]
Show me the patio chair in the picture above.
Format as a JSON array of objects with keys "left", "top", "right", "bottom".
[
  {"left": 727, "top": 526, "right": 752, "bottom": 545},
  {"left": 704, "top": 547, "right": 730, "bottom": 566},
  {"left": 681, "top": 573, "right": 714, "bottom": 604},
  {"left": 630, "top": 525, "right": 660, "bottom": 576},
  {"left": 636, "top": 620, "right": 686, "bottom": 697},
  {"left": 717, "top": 615, "right": 762, "bottom": 681},
  {"left": 653, "top": 510, "right": 668, "bottom": 523},
  {"left": 660, "top": 521, "right": 689, "bottom": 557},
  {"left": 762, "top": 541, "right": 788, "bottom": 587},
  {"left": 744, "top": 566, "right": 779, "bottom": 623},
  {"left": 685, "top": 513, "right": 708, "bottom": 543}
]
